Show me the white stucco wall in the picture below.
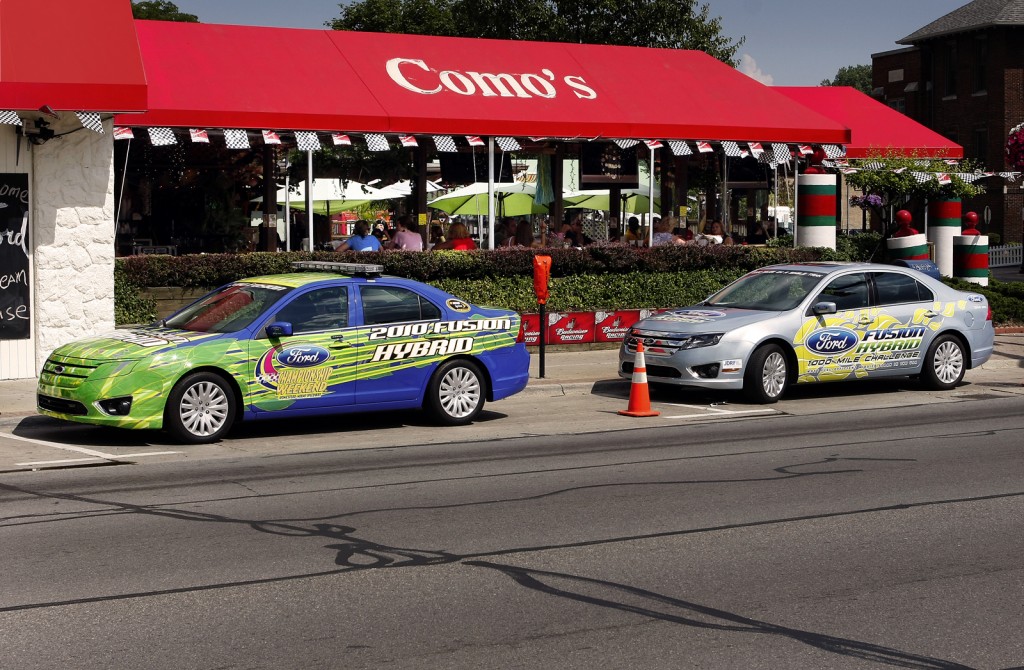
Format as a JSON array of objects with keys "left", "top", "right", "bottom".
[{"left": 31, "top": 117, "right": 116, "bottom": 372}]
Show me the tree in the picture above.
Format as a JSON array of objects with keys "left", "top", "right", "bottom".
[
  {"left": 131, "top": 1, "right": 199, "bottom": 22},
  {"left": 820, "top": 64, "right": 872, "bottom": 95},
  {"left": 328, "top": 0, "right": 743, "bottom": 65}
]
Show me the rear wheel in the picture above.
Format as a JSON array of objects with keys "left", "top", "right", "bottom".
[
  {"left": 164, "top": 372, "right": 236, "bottom": 444},
  {"left": 743, "top": 344, "right": 788, "bottom": 404},
  {"left": 425, "top": 359, "right": 485, "bottom": 425},
  {"left": 921, "top": 334, "right": 966, "bottom": 390}
]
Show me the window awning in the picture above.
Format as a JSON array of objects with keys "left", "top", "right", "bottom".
[
  {"left": 0, "top": 0, "right": 146, "bottom": 112},
  {"left": 774, "top": 86, "right": 962, "bottom": 159},
  {"left": 117, "top": 21, "right": 850, "bottom": 144}
]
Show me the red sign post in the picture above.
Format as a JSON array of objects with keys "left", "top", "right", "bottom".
[{"left": 533, "top": 255, "right": 552, "bottom": 378}]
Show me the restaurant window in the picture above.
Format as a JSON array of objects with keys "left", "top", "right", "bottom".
[
  {"left": 972, "top": 38, "right": 988, "bottom": 93},
  {"left": 943, "top": 42, "right": 958, "bottom": 97},
  {"left": 973, "top": 127, "right": 988, "bottom": 165},
  {"left": 888, "top": 98, "right": 906, "bottom": 114}
]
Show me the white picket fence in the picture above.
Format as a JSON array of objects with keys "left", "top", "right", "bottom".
[{"left": 989, "top": 245, "right": 1023, "bottom": 268}]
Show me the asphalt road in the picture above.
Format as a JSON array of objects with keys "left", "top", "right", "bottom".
[{"left": 1, "top": 395, "right": 1023, "bottom": 669}]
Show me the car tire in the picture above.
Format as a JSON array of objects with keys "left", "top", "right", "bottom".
[
  {"left": 921, "top": 334, "right": 966, "bottom": 390},
  {"left": 743, "top": 344, "right": 788, "bottom": 404},
  {"left": 165, "top": 371, "right": 237, "bottom": 444},
  {"left": 426, "top": 359, "right": 485, "bottom": 425}
]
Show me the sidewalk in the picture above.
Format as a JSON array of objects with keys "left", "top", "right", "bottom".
[{"left": 3, "top": 335, "right": 1021, "bottom": 420}]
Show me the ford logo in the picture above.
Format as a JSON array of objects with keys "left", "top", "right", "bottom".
[
  {"left": 806, "top": 327, "right": 859, "bottom": 356},
  {"left": 275, "top": 345, "right": 331, "bottom": 368}
]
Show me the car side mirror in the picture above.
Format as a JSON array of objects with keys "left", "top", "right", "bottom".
[
  {"left": 811, "top": 301, "right": 837, "bottom": 315},
  {"left": 266, "top": 321, "right": 293, "bottom": 338}
]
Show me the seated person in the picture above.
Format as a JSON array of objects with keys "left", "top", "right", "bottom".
[{"left": 336, "top": 220, "right": 382, "bottom": 252}]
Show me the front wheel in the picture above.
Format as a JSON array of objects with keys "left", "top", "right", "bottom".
[
  {"left": 425, "top": 360, "right": 486, "bottom": 425},
  {"left": 165, "top": 372, "right": 236, "bottom": 444},
  {"left": 743, "top": 344, "right": 788, "bottom": 404},
  {"left": 921, "top": 334, "right": 966, "bottom": 390}
]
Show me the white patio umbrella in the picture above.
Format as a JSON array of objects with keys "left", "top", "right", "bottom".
[
  {"left": 428, "top": 182, "right": 547, "bottom": 217},
  {"left": 271, "top": 179, "right": 391, "bottom": 215},
  {"left": 376, "top": 179, "right": 444, "bottom": 199}
]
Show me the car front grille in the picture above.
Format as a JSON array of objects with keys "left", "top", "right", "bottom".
[
  {"left": 621, "top": 362, "right": 683, "bottom": 378},
  {"left": 40, "top": 357, "right": 101, "bottom": 390},
  {"left": 38, "top": 394, "right": 88, "bottom": 415},
  {"left": 623, "top": 331, "right": 697, "bottom": 357}
]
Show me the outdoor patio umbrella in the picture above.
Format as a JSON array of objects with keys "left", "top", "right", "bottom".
[
  {"left": 563, "top": 188, "right": 661, "bottom": 214},
  {"left": 375, "top": 179, "right": 445, "bottom": 199},
  {"left": 428, "top": 182, "right": 548, "bottom": 217},
  {"left": 274, "top": 179, "right": 391, "bottom": 215}
]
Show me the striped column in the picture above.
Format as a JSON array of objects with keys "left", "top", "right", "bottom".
[
  {"left": 796, "top": 173, "right": 836, "bottom": 249},
  {"left": 886, "top": 233, "right": 929, "bottom": 261},
  {"left": 953, "top": 234, "right": 989, "bottom": 286},
  {"left": 927, "top": 198, "right": 961, "bottom": 277}
]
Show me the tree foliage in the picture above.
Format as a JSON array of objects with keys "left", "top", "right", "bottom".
[
  {"left": 131, "top": 1, "right": 199, "bottom": 22},
  {"left": 820, "top": 64, "right": 872, "bottom": 95},
  {"left": 328, "top": 0, "right": 743, "bottom": 65}
]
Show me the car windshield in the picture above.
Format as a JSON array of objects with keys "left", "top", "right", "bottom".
[
  {"left": 164, "top": 283, "right": 292, "bottom": 333},
  {"left": 705, "top": 270, "right": 824, "bottom": 311}
]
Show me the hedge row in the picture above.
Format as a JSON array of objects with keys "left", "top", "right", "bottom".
[
  {"left": 116, "top": 239, "right": 876, "bottom": 289},
  {"left": 112, "top": 235, "right": 1024, "bottom": 327}
]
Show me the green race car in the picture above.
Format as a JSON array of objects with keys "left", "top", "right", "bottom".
[{"left": 38, "top": 262, "right": 530, "bottom": 443}]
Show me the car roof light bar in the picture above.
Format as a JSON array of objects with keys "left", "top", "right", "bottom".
[{"left": 292, "top": 261, "right": 384, "bottom": 277}]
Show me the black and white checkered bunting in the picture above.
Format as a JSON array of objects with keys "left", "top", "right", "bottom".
[
  {"left": 822, "top": 144, "right": 846, "bottom": 159},
  {"left": 147, "top": 127, "right": 177, "bottom": 146},
  {"left": 365, "top": 133, "right": 390, "bottom": 152},
  {"left": 0, "top": 111, "right": 23, "bottom": 126},
  {"left": 223, "top": 129, "right": 250, "bottom": 149},
  {"left": 772, "top": 143, "right": 792, "bottom": 165},
  {"left": 495, "top": 136, "right": 521, "bottom": 151},
  {"left": 295, "top": 131, "right": 321, "bottom": 151},
  {"left": 721, "top": 141, "right": 742, "bottom": 157},
  {"left": 613, "top": 139, "right": 640, "bottom": 149},
  {"left": 75, "top": 112, "right": 104, "bottom": 134},
  {"left": 667, "top": 140, "right": 692, "bottom": 156},
  {"left": 432, "top": 135, "right": 458, "bottom": 152}
]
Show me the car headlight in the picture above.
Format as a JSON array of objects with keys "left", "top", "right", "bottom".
[{"left": 681, "top": 333, "right": 723, "bottom": 349}]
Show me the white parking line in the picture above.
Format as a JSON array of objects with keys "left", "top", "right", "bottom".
[
  {"left": 2, "top": 431, "right": 179, "bottom": 465},
  {"left": 662, "top": 406, "right": 779, "bottom": 419}
]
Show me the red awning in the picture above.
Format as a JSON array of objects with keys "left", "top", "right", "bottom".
[
  {"left": 775, "top": 86, "right": 962, "bottom": 159},
  {"left": 0, "top": 0, "right": 146, "bottom": 112},
  {"left": 117, "top": 21, "right": 849, "bottom": 144}
]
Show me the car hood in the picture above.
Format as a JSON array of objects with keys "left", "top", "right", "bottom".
[
  {"left": 634, "top": 307, "right": 780, "bottom": 333},
  {"left": 49, "top": 326, "right": 227, "bottom": 361}
]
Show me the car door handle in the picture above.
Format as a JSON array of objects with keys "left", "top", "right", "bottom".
[
  {"left": 330, "top": 334, "right": 350, "bottom": 348},
  {"left": 923, "top": 310, "right": 940, "bottom": 318},
  {"left": 858, "top": 316, "right": 872, "bottom": 324}
]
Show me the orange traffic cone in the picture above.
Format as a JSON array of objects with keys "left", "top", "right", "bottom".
[{"left": 619, "top": 341, "right": 660, "bottom": 417}]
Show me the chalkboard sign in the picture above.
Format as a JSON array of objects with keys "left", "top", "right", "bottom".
[{"left": 0, "top": 174, "right": 30, "bottom": 340}]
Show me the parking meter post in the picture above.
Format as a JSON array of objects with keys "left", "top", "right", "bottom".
[{"left": 533, "top": 255, "right": 552, "bottom": 379}]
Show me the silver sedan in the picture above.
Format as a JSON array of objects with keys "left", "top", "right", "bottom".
[{"left": 619, "top": 262, "right": 994, "bottom": 403}]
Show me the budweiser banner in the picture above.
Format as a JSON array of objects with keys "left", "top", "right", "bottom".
[
  {"left": 546, "top": 311, "right": 595, "bottom": 345},
  {"left": 520, "top": 313, "right": 542, "bottom": 345},
  {"left": 594, "top": 310, "right": 641, "bottom": 343}
]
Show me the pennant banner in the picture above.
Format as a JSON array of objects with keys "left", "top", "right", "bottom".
[
  {"left": 189, "top": 128, "right": 210, "bottom": 143},
  {"left": 822, "top": 144, "right": 845, "bottom": 159},
  {"left": 223, "top": 129, "right": 250, "bottom": 149},
  {"left": 148, "top": 127, "right": 177, "bottom": 146},
  {"left": 721, "top": 141, "right": 742, "bottom": 157},
  {"left": 399, "top": 135, "right": 418, "bottom": 147},
  {"left": 295, "top": 131, "right": 321, "bottom": 151},
  {"left": 365, "top": 133, "right": 391, "bottom": 151},
  {"left": 644, "top": 139, "right": 663, "bottom": 149},
  {"left": 432, "top": 135, "right": 457, "bottom": 152},
  {"left": 772, "top": 143, "right": 792, "bottom": 165},
  {"left": 113, "top": 126, "right": 134, "bottom": 140},
  {"left": 75, "top": 112, "right": 104, "bottom": 134},
  {"left": 465, "top": 135, "right": 484, "bottom": 147},
  {"left": 613, "top": 139, "right": 640, "bottom": 149},
  {"left": 797, "top": 144, "right": 813, "bottom": 156},
  {"left": 748, "top": 142, "right": 764, "bottom": 156},
  {"left": 667, "top": 140, "right": 692, "bottom": 156},
  {"left": 696, "top": 141, "right": 713, "bottom": 153},
  {"left": 0, "top": 111, "right": 22, "bottom": 126},
  {"left": 262, "top": 130, "right": 281, "bottom": 145},
  {"left": 332, "top": 133, "right": 352, "bottom": 146},
  {"left": 495, "top": 136, "right": 521, "bottom": 151}
]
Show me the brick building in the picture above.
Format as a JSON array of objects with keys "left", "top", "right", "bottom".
[{"left": 872, "top": 0, "right": 1024, "bottom": 244}]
